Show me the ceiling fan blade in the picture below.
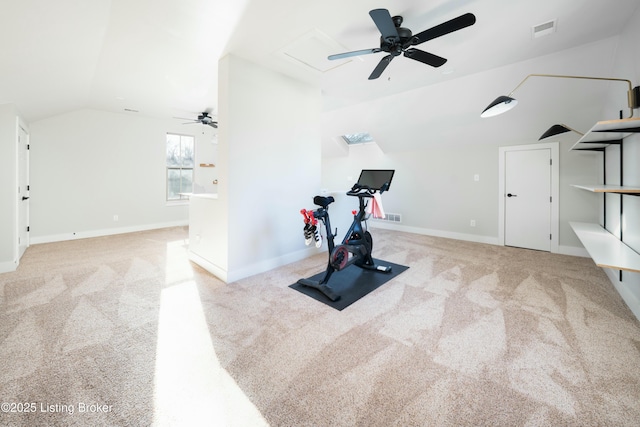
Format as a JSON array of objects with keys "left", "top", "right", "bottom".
[
  {"left": 369, "top": 9, "right": 400, "bottom": 43},
  {"left": 368, "top": 55, "right": 394, "bottom": 80},
  {"left": 412, "top": 13, "right": 476, "bottom": 45},
  {"left": 208, "top": 122, "right": 218, "bottom": 128},
  {"left": 404, "top": 48, "right": 447, "bottom": 67},
  {"left": 328, "top": 48, "right": 381, "bottom": 61}
]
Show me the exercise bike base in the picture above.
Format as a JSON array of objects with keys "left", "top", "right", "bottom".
[
  {"left": 296, "top": 278, "right": 341, "bottom": 302},
  {"left": 358, "top": 263, "right": 392, "bottom": 273}
]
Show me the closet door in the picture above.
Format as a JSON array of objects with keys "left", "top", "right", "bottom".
[{"left": 504, "top": 148, "right": 551, "bottom": 251}]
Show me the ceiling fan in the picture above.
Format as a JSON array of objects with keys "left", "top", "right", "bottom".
[
  {"left": 177, "top": 110, "right": 218, "bottom": 128},
  {"left": 328, "top": 9, "right": 476, "bottom": 80}
]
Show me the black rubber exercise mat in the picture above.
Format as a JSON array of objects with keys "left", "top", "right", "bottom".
[{"left": 290, "top": 259, "right": 409, "bottom": 310}]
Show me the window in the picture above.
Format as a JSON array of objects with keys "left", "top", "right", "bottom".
[
  {"left": 166, "top": 133, "right": 194, "bottom": 200},
  {"left": 342, "top": 132, "right": 374, "bottom": 145}
]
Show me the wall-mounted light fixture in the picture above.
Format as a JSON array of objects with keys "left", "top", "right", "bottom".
[
  {"left": 481, "top": 73, "right": 640, "bottom": 118},
  {"left": 538, "top": 124, "right": 584, "bottom": 140}
]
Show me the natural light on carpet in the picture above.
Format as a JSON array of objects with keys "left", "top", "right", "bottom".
[
  {"left": 152, "top": 242, "right": 268, "bottom": 426},
  {"left": 163, "top": 239, "right": 195, "bottom": 286}
]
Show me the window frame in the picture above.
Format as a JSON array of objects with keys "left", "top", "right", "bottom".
[{"left": 166, "top": 132, "right": 195, "bottom": 202}]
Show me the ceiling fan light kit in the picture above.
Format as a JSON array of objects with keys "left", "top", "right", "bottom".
[
  {"left": 328, "top": 9, "right": 476, "bottom": 80},
  {"left": 481, "top": 73, "right": 640, "bottom": 118}
]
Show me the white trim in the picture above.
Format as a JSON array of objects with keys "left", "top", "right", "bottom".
[
  {"left": 371, "top": 222, "right": 589, "bottom": 257},
  {"left": 0, "top": 260, "right": 17, "bottom": 274},
  {"left": 17, "top": 123, "right": 30, "bottom": 261},
  {"left": 30, "top": 220, "right": 188, "bottom": 244},
  {"left": 558, "top": 245, "right": 589, "bottom": 257},
  {"left": 498, "top": 142, "right": 560, "bottom": 253},
  {"left": 165, "top": 198, "right": 190, "bottom": 207},
  {"left": 190, "top": 245, "right": 321, "bottom": 284},
  {"left": 605, "top": 269, "right": 640, "bottom": 321},
  {"left": 225, "top": 246, "right": 320, "bottom": 283},
  {"left": 370, "top": 221, "right": 500, "bottom": 245},
  {"left": 189, "top": 251, "right": 228, "bottom": 282},
  {"left": 12, "top": 116, "right": 20, "bottom": 267}
]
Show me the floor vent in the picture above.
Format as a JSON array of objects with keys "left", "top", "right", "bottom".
[{"left": 373, "top": 213, "right": 402, "bottom": 223}]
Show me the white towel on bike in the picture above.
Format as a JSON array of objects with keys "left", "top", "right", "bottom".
[{"left": 366, "top": 193, "right": 385, "bottom": 218}]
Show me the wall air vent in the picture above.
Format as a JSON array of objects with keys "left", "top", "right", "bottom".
[
  {"left": 373, "top": 212, "right": 402, "bottom": 223},
  {"left": 532, "top": 19, "right": 557, "bottom": 38},
  {"left": 342, "top": 132, "right": 374, "bottom": 145}
]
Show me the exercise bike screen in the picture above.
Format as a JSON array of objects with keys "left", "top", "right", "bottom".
[{"left": 356, "top": 169, "right": 395, "bottom": 190}]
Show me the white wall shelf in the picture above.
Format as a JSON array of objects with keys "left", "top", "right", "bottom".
[
  {"left": 569, "top": 116, "right": 640, "bottom": 277},
  {"left": 570, "top": 117, "right": 640, "bottom": 151},
  {"left": 571, "top": 184, "right": 640, "bottom": 194},
  {"left": 570, "top": 222, "right": 640, "bottom": 273}
]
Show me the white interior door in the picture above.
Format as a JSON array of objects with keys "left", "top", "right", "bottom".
[
  {"left": 504, "top": 148, "right": 551, "bottom": 251},
  {"left": 18, "top": 125, "right": 30, "bottom": 259}
]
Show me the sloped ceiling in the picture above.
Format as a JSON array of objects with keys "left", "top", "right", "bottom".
[
  {"left": 0, "top": 0, "right": 249, "bottom": 122},
  {"left": 1, "top": 0, "right": 638, "bottom": 148}
]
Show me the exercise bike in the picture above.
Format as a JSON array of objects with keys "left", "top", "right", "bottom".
[{"left": 297, "top": 169, "right": 395, "bottom": 302}]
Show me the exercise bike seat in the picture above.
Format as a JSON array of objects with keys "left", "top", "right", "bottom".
[{"left": 313, "top": 195, "right": 335, "bottom": 208}]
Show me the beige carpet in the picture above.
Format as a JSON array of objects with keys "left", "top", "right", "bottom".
[{"left": 1, "top": 226, "right": 639, "bottom": 426}]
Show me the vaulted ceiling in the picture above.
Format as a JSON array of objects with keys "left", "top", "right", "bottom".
[{"left": 1, "top": 0, "right": 638, "bottom": 128}]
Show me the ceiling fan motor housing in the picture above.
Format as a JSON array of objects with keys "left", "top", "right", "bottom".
[{"left": 381, "top": 27, "right": 414, "bottom": 55}]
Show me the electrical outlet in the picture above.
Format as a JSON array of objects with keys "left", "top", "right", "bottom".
[
  {"left": 113, "top": 215, "right": 119, "bottom": 221},
  {"left": 474, "top": 174, "right": 480, "bottom": 181},
  {"left": 470, "top": 220, "right": 476, "bottom": 227}
]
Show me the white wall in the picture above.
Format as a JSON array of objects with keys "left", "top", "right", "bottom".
[
  {"left": 216, "top": 54, "right": 322, "bottom": 281},
  {"left": 0, "top": 104, "right": 19, "bottom": 272},
  {"left": 28, "top": 109, "right": 218, "bottom": 242},
  {"left": 320, "top": 38, "right": 622, "bottom": 250}
]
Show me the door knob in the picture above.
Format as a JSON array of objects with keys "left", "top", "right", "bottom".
[
  {"left": 507, "top": 193, "right": 517, "bottom": 198},
  {"left": 22, "top": 196, "right": 29, "bottom": 201}
]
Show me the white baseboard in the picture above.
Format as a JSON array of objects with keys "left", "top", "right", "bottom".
[
  {"left": 605, "top": 269, "right": 640, "bottom": 321},
  {"left": 226, "top": 246, "right": 320, "bottom": 283},
  {"left": 30, "top": 220, "right": 189, "bottom": 245},
  {"left": 370, "top": 221, "right": 499, "bottom": 245},
  {"left": 189, "top": 251, "right": 228, "bottom": 282},
  {"left": 190, "top": 245, "right": 321, "bottom": 284},
  {"left": 558, "top": 245, "right": 589, "bottom": 257},
  {"left": 0, "top": 260, "right": 17, "bottom": 274},
  {"left": 371, "top": 222, "right": 590, "bottom": 257}
]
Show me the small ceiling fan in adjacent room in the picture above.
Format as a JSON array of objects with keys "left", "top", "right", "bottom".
[
  {"left": 328, "top": 9, "right": 476, "bottom": 80},
  {"left": 175, "top": 109, "right": 218, "bottom": 128}
]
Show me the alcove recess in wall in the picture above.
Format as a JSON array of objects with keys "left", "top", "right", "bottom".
[{"left": 199, "top": 163, "right": 215, "bottom": 167}]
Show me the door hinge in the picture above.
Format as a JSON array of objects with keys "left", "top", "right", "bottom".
[
  {"left": 550, "top": 234, "right": 552, "bottom": 240},
  {"left": 27, "top": 185, "right": 30, "bottom": 191},
  {"left": 27, "top": 226, "right": 30, "bottom": 232},
  {"left": 27, "top": 144, "right": 30, "bottom": 150},
  {"left": 550, "top": 159, "right": 552, "bottom": 165},
  {"left": 550, "top": 196, "right": 552, "bottom": 203}
]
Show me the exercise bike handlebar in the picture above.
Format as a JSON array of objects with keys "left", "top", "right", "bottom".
[{"left": 346, "top": 181, "right": 390, "bottom": 197}]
